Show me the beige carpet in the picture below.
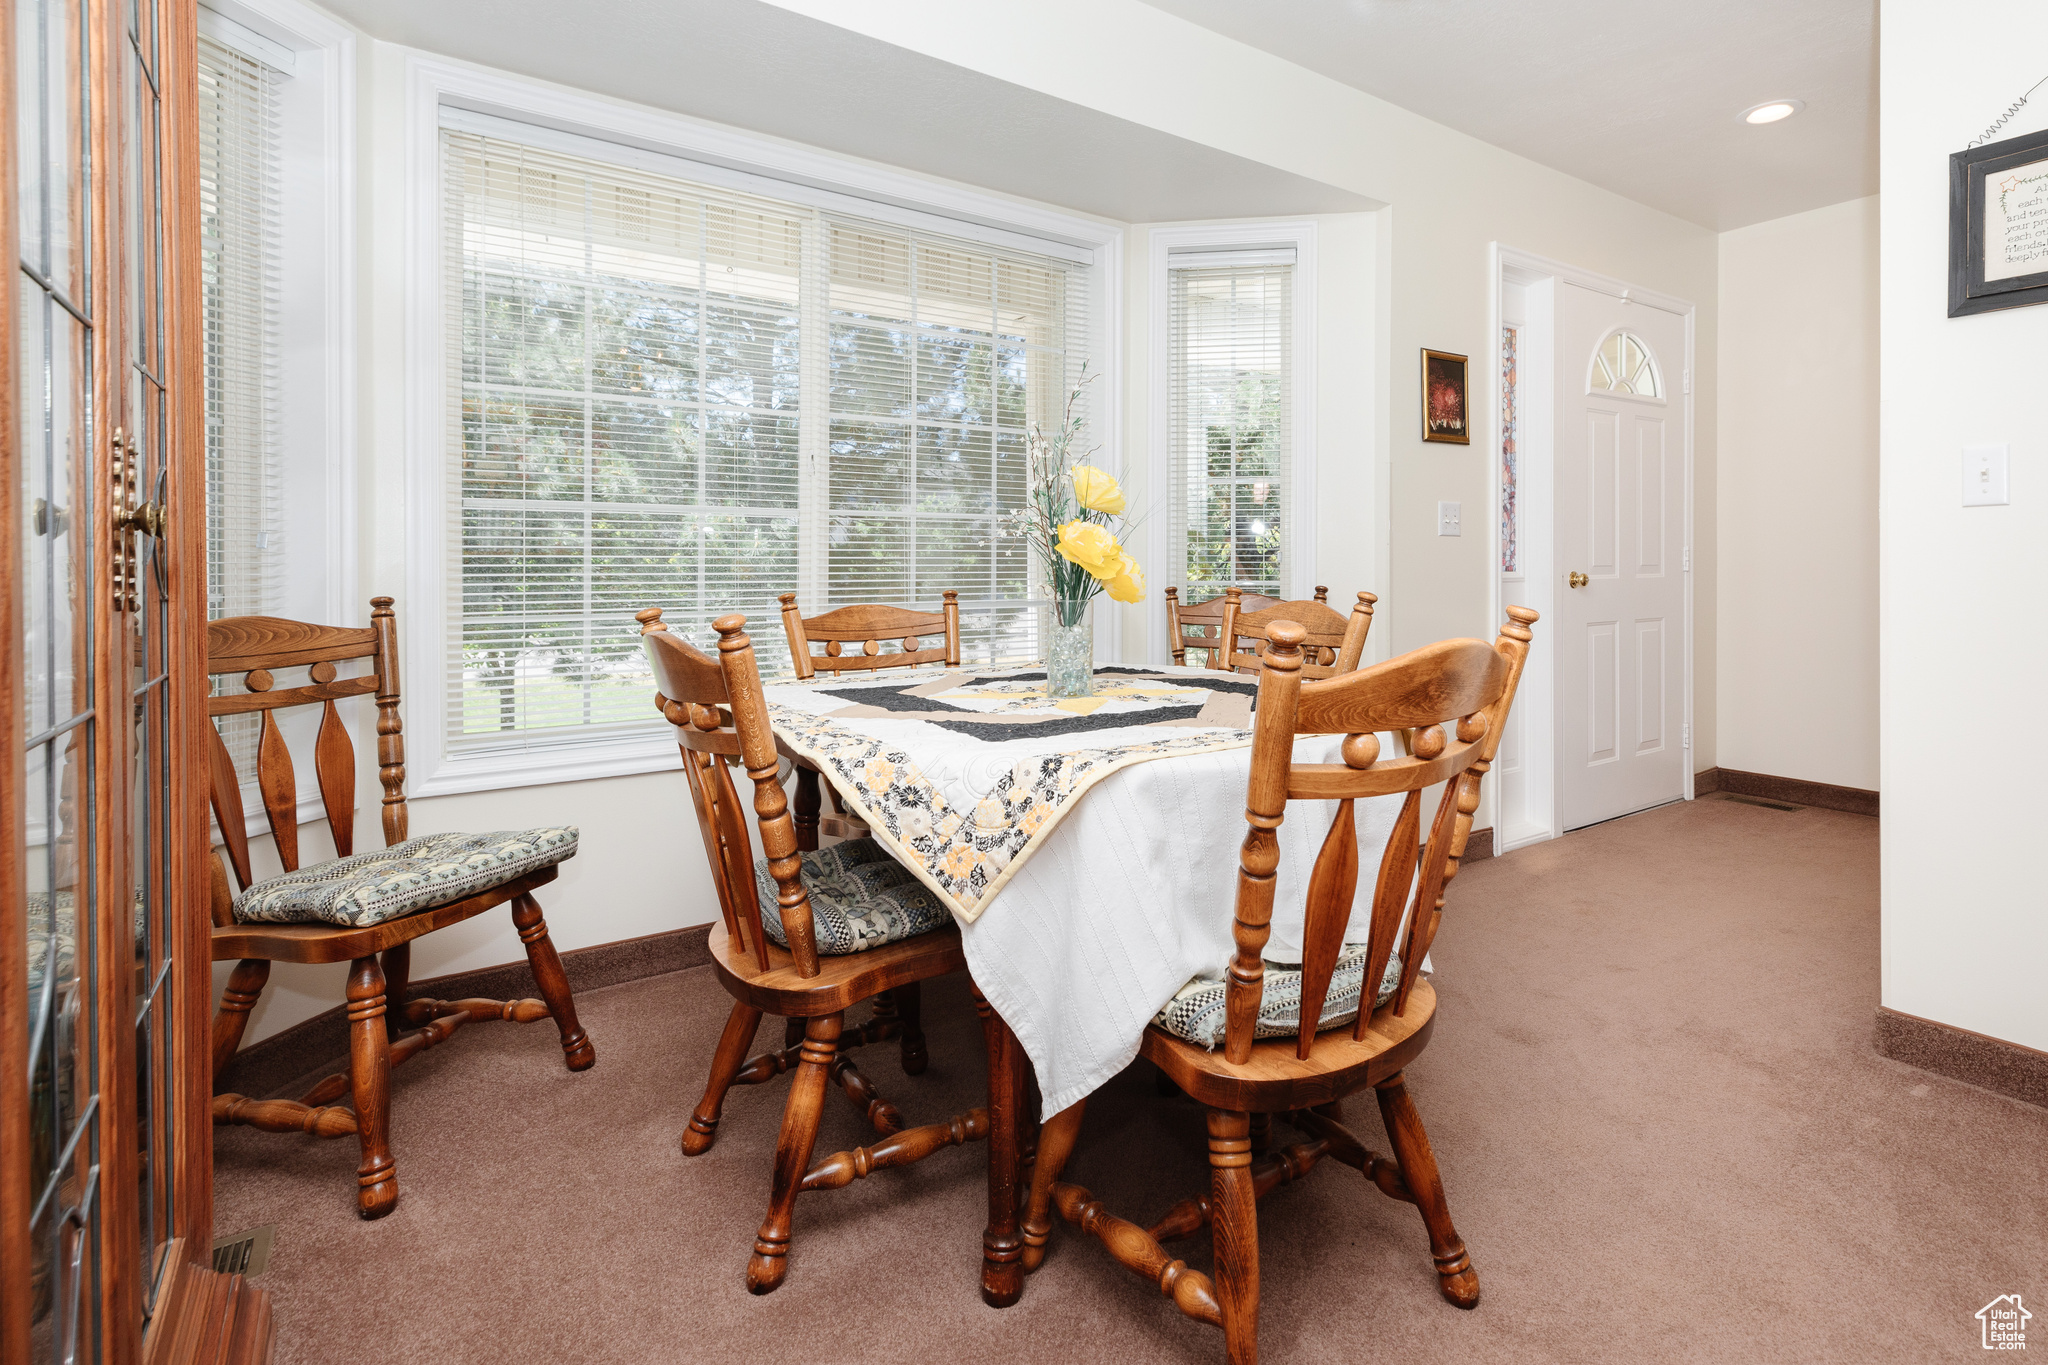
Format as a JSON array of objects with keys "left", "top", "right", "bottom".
[{"left": 214, "top": 797, "right": 2047, "bottom": 1363}]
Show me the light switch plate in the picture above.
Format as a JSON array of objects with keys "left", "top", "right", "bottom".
[
  {"left": 1437, "top": 500, "right": 1462, "bottom": 536},
  {"left": 1963, "top": 444, "right": 2009, "bottom": 506}
]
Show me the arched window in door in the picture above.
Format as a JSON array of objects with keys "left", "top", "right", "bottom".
[{"left": 1589, "top": 329, "right": 1662, "bottom": 399}]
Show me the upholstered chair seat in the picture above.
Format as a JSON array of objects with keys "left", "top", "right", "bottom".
[
  {"left": 1154, "top": 944, "right": 1404, "bottom": 1050},
  {"left": 751, "top": 837, "right": 949, "bottom": 955},
  {"left": 232, "top": 828, "right": 581, "bottom": 928}
]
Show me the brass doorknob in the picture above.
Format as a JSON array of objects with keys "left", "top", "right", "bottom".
[
  {"left": 117, "top": 501, "right": 165, "bottom": 538},
  {"left": 1568, "top": 571, "right": 1589, "bottom": 589}
]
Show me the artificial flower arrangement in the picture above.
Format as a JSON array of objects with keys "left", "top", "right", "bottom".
[{"left": 1016, "top": 369, "right": 1146, "bottom": 630}]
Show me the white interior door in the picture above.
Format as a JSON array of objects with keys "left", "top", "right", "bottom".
[{"left": 1554, "top": 284, "right": 1687, "bottom": 829}]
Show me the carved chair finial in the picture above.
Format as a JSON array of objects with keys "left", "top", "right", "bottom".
[
  {"left": 713, "top": 614, "right": 750, "bottom": 655},
  {"left": 1263, "top": 619, "right": 1306, "bottom": 661}
]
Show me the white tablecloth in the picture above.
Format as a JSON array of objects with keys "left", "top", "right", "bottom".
[{"left": 762, "top": 664, "right": 1403, "bottom": 1119}]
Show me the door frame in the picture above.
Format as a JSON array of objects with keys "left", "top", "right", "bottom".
[{"left": 1486, "top": 244, "right": 1696, "bottom": 850}]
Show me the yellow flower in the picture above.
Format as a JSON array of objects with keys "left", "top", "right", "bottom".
[
  {"left": 1103, "top": 551, "right": 1147, "bottom": 604},
  {"left": 943, "top": 845, "right": 976, "bottom": 877},
  {"left": 1055, "top": 520, "right": 1122, "bottom": 580},
  {"left": 1069, "top": 465, "right": 1127, "bottom": 516}
]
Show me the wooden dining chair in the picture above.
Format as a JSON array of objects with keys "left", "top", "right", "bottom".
[
  {"left": 205, "top": 598, "right": 595, "bottom": 1219},
  {"left": 1215, "top": 586, "right": 1377, "bottom": 680},
  {"left": 640, "top": 606, "right": 989, "bottom": 1294},
  {"left": 776, "top": 590, "right": 961, "bottom": 845},
  {"left": 778, "top": 590, "right": 961, "bottom": 679},
  {"left": 1020, "top": 607, "right": 1537, "bottom": 1364},
  {"left": 1164, "top": 586, "right": 1325, "bottom": 668}
]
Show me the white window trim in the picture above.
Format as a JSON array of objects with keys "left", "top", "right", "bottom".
[
  {"left": 1146, "top": 220, "right": 1319, "bottom": 667},
  {"left": 200, "top": 0, "right": 357, "bottom": 840},
  {"left": 400, "top": 52, "right": 1125, "bottom": 799}
]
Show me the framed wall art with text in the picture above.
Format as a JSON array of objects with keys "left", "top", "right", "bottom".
[{"left": 1951, "top": 127, "right": 2048, "bottom": 316}]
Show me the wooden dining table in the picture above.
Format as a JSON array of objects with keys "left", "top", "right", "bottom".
[{"left": 765, "top": 661, "right": 1408, "bottom": 1306}]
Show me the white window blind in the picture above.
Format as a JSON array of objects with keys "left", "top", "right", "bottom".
[
  {"left": 443, "top": 129, "right": 1088, "bottom": 752},
  {"left": 821, "top": 219, "right": 1080, "bottom": 667},
  {"left": 197, "top": 32, "right": 284, "bottom": 622},
  {"left": 1166, "top": 258, "right": 1293, "bottom": 602}
]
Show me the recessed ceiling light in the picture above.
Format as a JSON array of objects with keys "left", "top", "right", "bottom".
[{"left": 1741, "top": 100, "right": 1804, "bottom": 125}]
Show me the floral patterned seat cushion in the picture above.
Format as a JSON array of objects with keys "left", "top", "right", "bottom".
[
  {"left": 232, "top": 827, "right": 579, "bottom": 928},
  {"left": 752, "top": 837, "right": 950, "bottom": 955},
  {"left": 1152, "top": 943, "right": 1405, "bottom": 1050}
]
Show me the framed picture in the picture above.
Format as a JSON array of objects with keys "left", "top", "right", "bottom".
[
  {"left": 1422, "top": 348, "right": 1470, "bottom": 444},
  {"left": 1950, "top": 127, "right": 2048, "bottom": 317}
]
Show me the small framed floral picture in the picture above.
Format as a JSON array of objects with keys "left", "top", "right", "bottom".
[{"left": 1422, "top": 348, "right": 1470, "bottom": 444}]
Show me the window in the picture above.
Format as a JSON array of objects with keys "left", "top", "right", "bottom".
[
  {"left": 442, "top": 130, "right": 1088, "bottom": 751},
  {"left": 1166, "top": 253, "right": 1294, "bottom": 601},
  {"left": 197, "top": 27, "right": 287, "bottom": 774},
  {"left": 196, "top": 31, "right": 285, "bottom": 622},
  {"left": 1590, "top": 329, "right": 1661, "bottom": 398}
]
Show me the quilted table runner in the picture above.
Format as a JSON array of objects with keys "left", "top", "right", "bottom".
[{"left": 763, "top": 665, "right": 1260, "bottom": 922}]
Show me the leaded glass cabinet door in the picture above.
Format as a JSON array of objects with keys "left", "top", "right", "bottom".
[{"left": 4, "top": 0, "right": 210, "bottom": 1358}]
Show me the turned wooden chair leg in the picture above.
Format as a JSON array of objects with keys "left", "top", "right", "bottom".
[
  {"left": 894, "top": 982, "right": 927, "bottom": 1076},
  {"left": 1022, "top": 1100, "right": 1085, "bottom": 1272},
  {"left": 510, "top": 892, "right": 595, "bottom": 1071},
  {"left": 684, "top": 1001, "right": 764, "bottom": 1156},
  {"left": 380, "top": 942, "right": 411, "bottom": 1042},
  {"left": 1208, "top": 1108, "right": 1260, "bottom": 1365},
  {"left": 792, "top": 766, "right": 820, "bottom": 852},
  {"left": 747, "top": 1011, "right": 842, "bottom": 1295},
  {"left": 1375, "top": 1073, "right": 1478, "bottom": 1308},
  {"left": 210, "top": 958, "right": 270, "bottom": 1082},
  {"left": 347, "top": 956, "right": 398, "bottom": 1220}
]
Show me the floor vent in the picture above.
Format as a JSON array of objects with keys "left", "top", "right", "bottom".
[
  {"left": 210, "top": 1224, "right": 275, "bottom": 1277},
  {"left": 1714, "top": 793, "right": 1802, "bottom": 812}
]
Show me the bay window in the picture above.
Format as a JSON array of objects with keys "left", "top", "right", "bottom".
[{"left": 441, "top": 128, "right": 1090, "bottom": 754}]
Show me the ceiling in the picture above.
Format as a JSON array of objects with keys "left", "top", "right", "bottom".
[
  {"left": 1140, "top": 0, "right": 1877, "bottom": 230},
  {"left": 317, "top": 0, "right": 1379, "bottom": 225}
]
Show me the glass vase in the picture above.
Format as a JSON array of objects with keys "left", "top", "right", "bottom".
[{"left": 1047, "top": 598, "right": 1095, "bottom": 699}]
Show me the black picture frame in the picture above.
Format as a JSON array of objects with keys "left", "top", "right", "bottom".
[{"left": 1950, "top": 127, "right": 2048, "bottom": 317}]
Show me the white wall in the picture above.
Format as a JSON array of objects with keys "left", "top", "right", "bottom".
[
  {"left": 224, "top": 0, "right": 1726, "bottom": 1043},
  {"left": 1716, "top": 196, "right": 1879, "bottom": 791},
  {"left": 1880, "top": 1, "right": 2048, "bottom": 1051}
]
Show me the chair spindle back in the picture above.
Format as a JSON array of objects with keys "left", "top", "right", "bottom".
[
  {"left": 204, "top": 597, "right": 407, "bottom": 924},
  {"left": 1216, "top": 587, "right": 1376, "bottom": 680},
  {"left": 1165, "top": 585, "right": 1326, "bottom": 667},
  {"left": 641, "top": 608, "right": 824, "bottom": 979},
  {"left": 778, "top": 592, "right": 961, "bottom": 680},
  {"left": 1223, "top": 607, "right": 1537, "bottom": 1065}
]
